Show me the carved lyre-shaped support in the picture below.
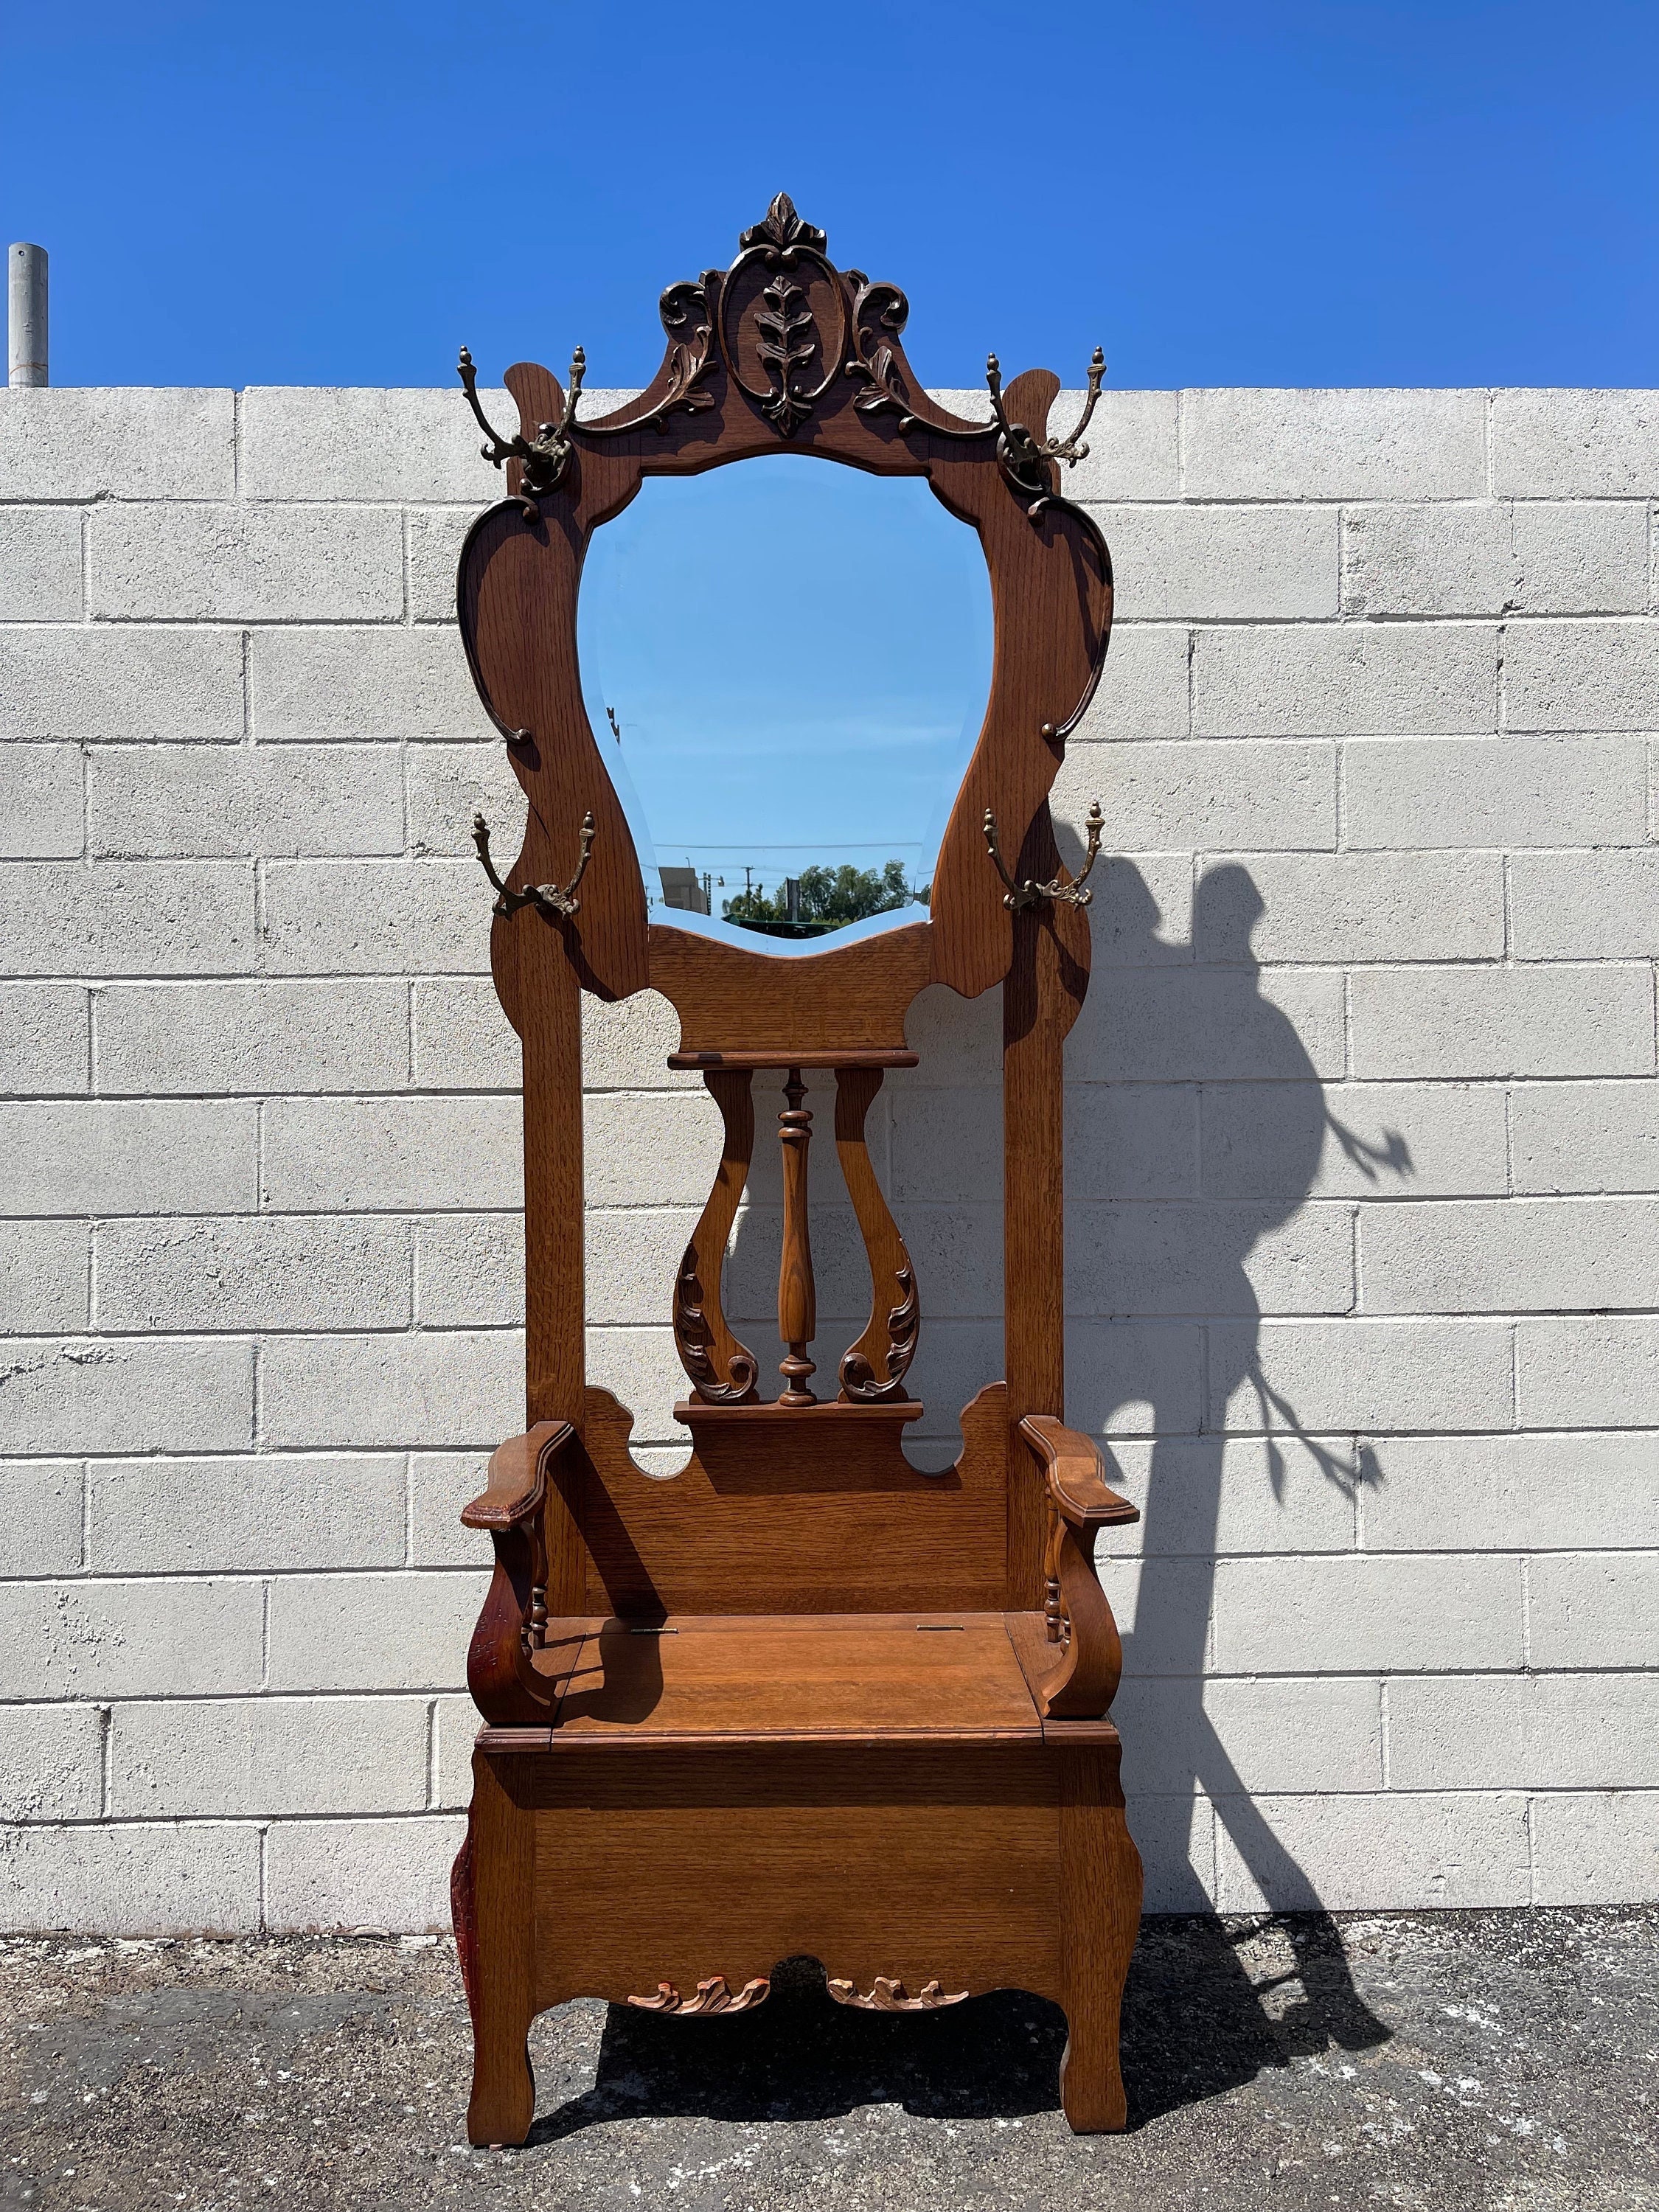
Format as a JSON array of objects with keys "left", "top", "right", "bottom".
[
  {"left": 672, "top": 1071, "right": 760, "bottom": 1404},
  {"left": 1020, "top": 1416, "right": 1140, "bottom": 1721},
  {"left": 833, "top": 1068, "right": 920, "bottom": 1404},
  {"left": 776, "top": 1068, "right": 818, "bottom": 1405}
]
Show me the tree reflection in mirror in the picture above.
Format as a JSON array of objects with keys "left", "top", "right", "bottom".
[{"left": 577, "top": 455, "right": 994, "bottom": 946}]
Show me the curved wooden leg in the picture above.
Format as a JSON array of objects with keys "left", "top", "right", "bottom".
[
  {"left": 461, "top": 1753, "right": 537, "bottom": 2146},
  {"left": 1057, "top": 1739, "right": 1142, "bottom": 2132}
]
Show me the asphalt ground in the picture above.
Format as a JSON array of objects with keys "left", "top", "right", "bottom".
[{"left": 3, "top": 1908, "right": 1654, "bottom": 2210}]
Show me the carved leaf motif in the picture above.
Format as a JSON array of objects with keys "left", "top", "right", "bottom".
[
  {"left": 739, "top": 191, "right": 827, "bottom": 256},
  {"left": 627, "top": 1976, "right": 771, "bottom": 2014},
  {"left": 827, "top": 1976, "right": 969, "bottom": 2012}
]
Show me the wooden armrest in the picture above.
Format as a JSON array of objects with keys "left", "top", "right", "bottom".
[
  {"left": 460, "top": 1420, "right": 575, "bottom": 1532},
  {"left": 1019, "top": 1415, "right": 1139, "bottom": 1530}
]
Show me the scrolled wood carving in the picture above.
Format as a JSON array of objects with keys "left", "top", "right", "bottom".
[
  {"left": 672, "top": 1070, "right": 760, "bottom": 1405},
  {"left": 719, "top": 193, "right": 848, "bottom": 438},
  {"left": 834, "top": 1068, "right": 920, "bottom": 1405},
  {"left": 627, "top": 1976, "right": 771, "bottom": 2015},
  {"left": 827, "top": 1976, "right": 968, "bottom": 2011}
]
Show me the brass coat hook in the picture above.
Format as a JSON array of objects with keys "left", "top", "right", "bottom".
[
  {"left": 983, "top": 801, "right": 1104, "bottom": 911},
  {"left": 457, "top": 345, "right": 587, "bottom": 518},
  {"left": 986, "top": 346, "right": 1106, "bottom": 521},
  {"left": 472, "top": 812, "right": 596, "bottom": 919}
]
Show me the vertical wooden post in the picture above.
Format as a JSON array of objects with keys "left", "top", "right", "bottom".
[
  {"left": 1002, "top": 810, "right": 1091, "bottom": 1610},
  {"left": 462, "top": 1753, "right": 538, "bottom": 2146},
  {"left": 776, "top": 1066, "right": 818, "bottom": 1405},
  {"left": 1057, "top": 1739, "right": 1141, "bottom": 2132}
]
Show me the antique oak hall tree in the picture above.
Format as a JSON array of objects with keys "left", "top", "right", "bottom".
[{"left": 448, "top": 194, "right": 1140, "bottom": 2139}]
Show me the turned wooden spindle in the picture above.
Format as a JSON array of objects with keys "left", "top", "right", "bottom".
[{"left": 776, "top": 1067, "right": 818, "bottom": 1405}]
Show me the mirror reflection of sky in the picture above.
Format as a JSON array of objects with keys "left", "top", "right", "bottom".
[{"left": 577, "top": 456, "right": 992, "bottom": 931}]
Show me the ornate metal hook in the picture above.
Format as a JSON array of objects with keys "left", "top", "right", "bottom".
[
  {"left": 472, "top": 811, "right": 596, "bottom": 919},
  {"left": 456, "top": 345, "right": 586, "bottom": 518},
  {"left": 985, "top": 346, "right": 1106, "bottom": 522},
  {"left": 982, "top": 801, "right": 1105, "bottom": 911}
]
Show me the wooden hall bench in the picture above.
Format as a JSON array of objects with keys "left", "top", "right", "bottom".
[{"left": 447, "top": 193, "right": 1142, "bottom": 2141}]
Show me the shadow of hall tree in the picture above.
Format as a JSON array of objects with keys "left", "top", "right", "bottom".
[{"left": 445, "top": 192, "right": 1143, "bottom": 2143}]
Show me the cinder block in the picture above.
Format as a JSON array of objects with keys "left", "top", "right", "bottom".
[
  {"left": 1512, "top": 1082, "right": 1659, "bottom": 1194},
  {"left": 411, "top": 1451, "right": 493, "bottom": 1575},
  {"left": 1192, "top": 622, "right": 1497, "bottom": 737},
  {"left": 240, "top": 385, "right": 508, "bottom": 501},
  {"left": 1065, "top": 1086, "right": 1197, "bottom": 1203},
  {"left": 0, "top": 984, "right": 88, "bottom": 1093},
  {"left": 0, "top": 744, "right": 80, "bottom": 858},
  {"left": 407, "top": 506, "right": 477, "bottom": 621},
  {"left": 1214, "top": 1790, "right": 1530, "bottom": 1910},
  {"left": 417, "top": 1214, "right": 526, "bottom": 1327},
  {"left": 0, "top": 1819, "right": 260, "bottom": 1935},
  {"left": 259, "top": 1329, "right": 521, "bottom": 1449},
  {"left": 0, "top": 1461, "right": 83, "bottom": 1573},
  {"left": 0, "top": 860, "right": 255, "bottom": 977},
  {"left": 1511, "top": 503, "right": 1651, "bottom": 613},
  {"left": 582, "top": 988, "right": 698, "bottom": 1090},
  {"left": 1091, "top": 504, "right": 1338, "bottom": 621},
  {"left": 0, "top": 507, "right": 83, "bottom": 619},
  {"left": 0, "top": 1099, "right": 255, "bottom": 1214},
  {"left": 94, "top": 1214, "right": 411, "bottom": 1331},
  {"left": 1204, "top": 1080, "right": 1506, "bottom": 1202},
  {"left": 1093, "top": 1554, "right": 1209, "bottom": 1674},
  {"left": 1343, "top": 735, "right": 1646, "bottom": 849},
  {"left": 1491, "top": 389, "right": 1659, "bottom": 497},
  {"left": 585, "top": 1319, "right": 723, "bottom": 1449},
  {"left": 1531, "top": 1790, "right": 1659, "bottom": 1905},
  {"left": 88, "top": 1453, "right": 406, "bottom": 1573},
  {"left": 584, "top": 1091, "right": 723, "bottom": 1206},
  {"left": 263, "top": 1812, "right": 465, "bottom": 1933},
  {"left": 0, "top": 625, "right": 243, "bottom": 742},
  {"left": 1506, "top": 620, "right": 1659, "bottom": 733},
  {"left": 1069, "top": 967, "right": 1346, "bottom": 1082},
  {"left": 1362, "top": 1197, "right": 1659, "bottom": 1314},
  {"left": 887, "top": 1081, "right": 998, "bottom": 1207},
  {"left": 1528, "top": 1553, "right": 1656, "bottom": 1669},
  {"left": 0, "top": 1221, "right": 88, "bottom": 1331},
  {"left": 432, "top": 1692, "right": 476, "bottom": 1809},
  {"left": 0, "top": 1576, "right": 262, "bottom": 1697},
  {"left": 1515, "top": 1316, "right": 1659, "bottom": 1428},
  {"left": 1211, "top": 1554, "right": 1523, "bottom": 1672},
  {"left": 112, "top": 1697, "right": 429, "bottom": 1817},
  {"left": 1349, "top": 966, "right": 1653, "bottom": 1079},
  {"left": 88, "top": 743, "right": 404, "bottom": 859},
  {"left": 94, "top": 978, "right": 408, "bottom": 1095},
  {"left": 1200, "top": 851, "right": 1502, "bottom": 964},
  {"left": 1102, "top": 1433, "right": 1357, "bottom": 1555},
  {"left": 0, "top": 1704, "right": 102, "bottom": 1820},
  {"left": 88, "top": 504, "right": 402, "bottom": 622},
  {"left": 1074, "top": 852, "right": 1194, "bottom": 966},
  {"left": 261, "top": 857, "right": 487, "bottom": 975},
  {"left": 1116, "top": 1675, "right": 1382, "bottom": 1795},
  {"left": 1343, "top": 502, "right": 1514, "bottom": 617},
  {"left": 1180, "top": 388, "right": 1487, "bottom": 501},
  {"left": 1068, "top": 625, "right": 1191, "bottom": 742},
  {"left": 0, "top": 1336, "right": 253, "bottom": 1453},
  {"left": 1057, "top": 740, "right": 1338, "bottom": 852},
  {"left": 1064, "top": 1319, "right": 1206, "bottom": 1437},
  {"left": 897, "top": 981, "right": 1004, "bottom": 1083},
  {"left": 267, "top": 1570, "right": 489, "bottom": 1689},
  {"left": 250, "top": 627, "right": 492, "bottom": 742},
  {"left": 1053, "top": 388, "right": 1180, "bottom": 503},
  {"left": 1211, "top": 1318, "right": 1514, "bottom": 1433},
  {"left": 581, "top": 1208, "right": 692, "bottom": 1329},
  {"left": 1361, "top": 1433, "right": 1659, "bottom": 1553},
  {"left": 1068, "top": 1200, "right": 1354, "bottom": 1317},
  {"left": 409, "top": 1451, "right": 493, "bottom": 1568},
  {"left": 405, "top": 741, "right": 525, "bottom": 856},
  {"left": 1127, "top": 1790, "right": 1217, "bottom": 1910},
  {"left": 262, "top": 1096, "right": 519, "bottom": 1211},
  {"left": 1512, "top": 849, "right": 1659, "bottom": 959},
  {"left": 1389, "top": 1674, "right": 1659, "bottom": 1791},
  {"left": 411, "top": 977, "right": 520, "bottom": 1091},
  {"left": 0, "top": 387, "right": 235, "bottom": 501}
]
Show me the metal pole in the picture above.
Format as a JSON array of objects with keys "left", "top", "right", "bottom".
[{"left": 8, "top": 244, "right": 47, "bottom": 387}]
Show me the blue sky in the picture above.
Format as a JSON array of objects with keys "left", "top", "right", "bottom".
[{"left": 5, "top": 1, "right": 1657, "bottom": 392}]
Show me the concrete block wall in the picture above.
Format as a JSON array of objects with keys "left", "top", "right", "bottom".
[{"left": 1, "top": 381, "right": 1656, "bottom": 1931}]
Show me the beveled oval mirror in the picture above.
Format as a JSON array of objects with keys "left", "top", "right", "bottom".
[{"left": 576, "top": 455, "right": 993, "bottom": 947}]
